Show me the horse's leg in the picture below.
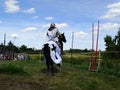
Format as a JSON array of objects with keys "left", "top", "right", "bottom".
[
  {"left": 51, "top": 62, "right": 55, "bottom": 76},
  {"left": 61, "top": 43, "right": 63, "bottom": 54},
  {"left": 57, "top": 64, "right": 61, "bottom": 71},
  {"left": 46, "top": 60, "right": 50, "bottom": 75}
]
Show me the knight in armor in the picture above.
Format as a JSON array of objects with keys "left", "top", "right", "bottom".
[
  {"left": 47, "top": 23, "right": 61, "bottom": 44},
  {"left": 46, "top": 23, "right": 62, "bottom": 57},
  {"left": 46, "top": 23, "right": 62, "bottom": 50}
]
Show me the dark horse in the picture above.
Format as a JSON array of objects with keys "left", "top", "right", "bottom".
[{"left": 43, "top": 33, "right": 66, "bottom": 75}]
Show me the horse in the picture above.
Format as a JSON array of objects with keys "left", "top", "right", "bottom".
[
  {"left": 58, "top": 33, "right": 67, "bottom": 53},
  {"left": 42, "top": 33, "right": 66, "bottom": 75}
]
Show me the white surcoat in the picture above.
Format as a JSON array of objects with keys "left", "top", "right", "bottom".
[{"left": 46, "top": 28, "right": 60, "bottom": 42}]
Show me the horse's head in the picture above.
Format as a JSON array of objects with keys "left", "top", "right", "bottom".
[{"left": 59, "top": 33, "right": 67, "bottom": 43}]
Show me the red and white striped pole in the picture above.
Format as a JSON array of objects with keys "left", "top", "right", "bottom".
[
  {"left": 94, "top": 20, "right": 100, "bottom": 70},
  {"left": 92, "top": 23, "right": 94, "bottom": 57},
  {"left": 96, "top": 20, "right": 99, "bottom": 57}
]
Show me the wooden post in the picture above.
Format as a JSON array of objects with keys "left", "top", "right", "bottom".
[
  {"left": 97, "top": 50, "right": 102, "bottom": 71},
  {"left": 3, "top": 33, "right": 6, "bottom": 60},
  {"left": 71, "top": 32, "right": 74, "bottom": 67}
]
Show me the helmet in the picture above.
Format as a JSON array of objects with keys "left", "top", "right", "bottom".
[{"left": 50, "top": 23, "right": 56, "bottom": 28}]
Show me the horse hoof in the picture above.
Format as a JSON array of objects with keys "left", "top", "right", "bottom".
[
  {"left": 59, "top": 68, "right": 61, "bottom": 71},
  {"left": 57, "top": 67, "right": 61, "bottom": 71},
  {"left": 52, "top": 74, "right": 55, "bottom": 76},
  {"left": 46, "top": 71, "right": 50, "bottom": 75},
  {"left": 52, "top": 73, "right": 55, "bottom": 76}
]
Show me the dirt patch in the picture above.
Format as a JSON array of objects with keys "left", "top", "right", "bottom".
[{"left": 0, "top": 74, "right": 47, "bottom": 90}]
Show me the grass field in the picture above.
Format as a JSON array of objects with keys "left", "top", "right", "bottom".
[{"left": 0, "top": 53, "right": 120, "bottom": 90}]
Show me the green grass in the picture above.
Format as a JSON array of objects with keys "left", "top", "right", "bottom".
[
  {"left": 0, "top": 53, "right": 120, "bottom": 90},
  {"left": 0, "top": 63, "right": 25, "bottom": 74}
]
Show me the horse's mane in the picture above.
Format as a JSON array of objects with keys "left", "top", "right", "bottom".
[
  {"left": 58, "top": 33, "right": 66, "bottom": 43},
  {"left": 58, "top": 33, "right": 66, "bottom": 52}
]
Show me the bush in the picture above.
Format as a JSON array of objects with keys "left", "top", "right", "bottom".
[{"left": 100, "top": 58, "right": 120, "bottom": 77}]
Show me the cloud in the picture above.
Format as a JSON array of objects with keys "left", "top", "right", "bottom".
[
  {"left": 23, "top": 8, "right": 35, "bottom": 14},
  {"left": 10, "top": 33, "right": 18, "bottom": 38},
  {"left": 0, "top": 20, "right": 2, "bottom": 24},
  {"left": 45, "top": 16, "right": 54, "bottom": 20},
  {"left": 4, "top": 0, "right": 20, "bottom": 13},
  {"left": 101, "top": 2, "right": 120, "bottom": 19},
  {"left": 32, "top": 16, "right": 39, "bottom": 19},
  {"left": 56, "top": 23, "right": 69, "bottom": 29},
  {"left": 74, "top": 31, "right": 88, "bottom": 38},
  {"left": 22, "top": 27, "right": 37, "bottom": 32},
  {"left": 42, "top": 23, "right": 69, "bottom": 29},
  {"left": 42, "top": 23, "right": 50, "bottom": 28},
  {"left": 108, "top": 2, "right": 120, "bottom": 9},
  {"left": 100, "top": 23, "right": 120, "bottom": 30}
]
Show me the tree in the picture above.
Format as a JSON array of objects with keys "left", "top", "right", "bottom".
[
  {"left": 6, "top": 41, "right": 18, "bottom": 52},
  {"left": 115, "top": 28, "right": 120, "bottom": 51},
  {"left": 0, "top": 43, "right": 4, "bottom": 53},
  {"left": 19, "top": 45, "right": 27, "bottom": 52},
  {"left": 7, "top": 41, "right": 14, "bottom": 51},
  {"left": 104, "top": 28, "right": 120, "bottom": 58},
  {"left": 104, "top": 35, "right": 115, "bottom": 51}
]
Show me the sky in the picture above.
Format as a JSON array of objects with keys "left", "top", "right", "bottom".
[{"left": 0, "top": 0, "right": 120, "bottom": 50}]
